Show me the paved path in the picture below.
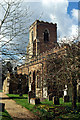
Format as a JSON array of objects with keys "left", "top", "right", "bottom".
[{"left": 0, "top": 92, "right": 39, "bottom": 120}]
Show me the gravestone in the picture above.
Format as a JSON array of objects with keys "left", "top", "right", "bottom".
[
  {"left": 0, "top": 103, "right": 5, "bottom": 112},
  {"left": 19, "top": 93, "right": 23, "bottom": 97},
  {"left": 48, "top": 93, "right": 53, "bottom": 101},
  {"left": 63, "top": 85, "right": 69, "bottom": 102},
  {"left": 28, "top": 91, "right": 35, "bottom": 103},
  {"left": 64, "top": 85, "right": 68, "bottom": 96},
  {"left": 63, "top": 95, "right": 69, "bottom": 102},
  {"left": 53, "top": 96, "right": 59, "bottom": 105},
  {"left": 30, "top": 98, "right": 40, "bottom": 105}
]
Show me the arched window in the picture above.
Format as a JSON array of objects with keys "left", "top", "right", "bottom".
[
  {"left": 31, "top": 31, "right": 33, "bottom": 42},
  {"left": 44, "top": 29, "right": 49, "bottom": 42}
]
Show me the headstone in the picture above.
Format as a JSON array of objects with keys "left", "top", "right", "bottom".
[
  {"left": 48, "top": 93, "right": 53, "bottom": 101},
  {"left": 63, "top": 95, "right": 69, "bottom": 102},
  {"left": 53, "top": 96, "right": 59, "bottom": 105},
  {"left": 0, "top": 103, "right": 5, "bottom": 112},
  {"left": 19, "top": 93, "right": 23, "bottom": 97},
  {"left": 28, "top": 91, "right": 35, "bottom": 103},
  {"left": 30, "top": 98, "right": 40, "bottom": 105},
  {"left": 64, "top": 85, "right": 68, "bottom": 96}
]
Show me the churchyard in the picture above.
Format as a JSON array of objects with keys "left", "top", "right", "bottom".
[{"left": 6, "top": 94, "right": 80, "bottom": 120}]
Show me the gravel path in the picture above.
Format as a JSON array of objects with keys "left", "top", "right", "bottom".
[{"left": 0, "top": 92, "right": 39, "bottom": 120}]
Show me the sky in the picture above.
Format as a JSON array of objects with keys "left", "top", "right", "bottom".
[
  {"left": 25, "top": 0, "right": 79, "bottom": 40},
  {"left": 67, "top": 2, "right": 78, "bottom": 16}
]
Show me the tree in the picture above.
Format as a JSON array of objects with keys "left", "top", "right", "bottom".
[
  {"left": 0, "top": 0, "right": 32, "bottom": 64},
  {"left": 63, "top": 42, "right": 80, "bottom": 109},
  {"left": 2, "top": 61, "right": 13, "bottom": 85},
  {"left": 26, "top": 38, "right": 80, "bottom": 109},
  {"left": 2, "top": 60, "right": 29, "bottom": 93},
  {"left": 6, "top": 61, "right": 13, "bottom": 72},
  {"left": 41, "top": 41, "right": 80, "bottom": 109},
  {"left": 2, "top": 61, "right": 7, "bottom": 86},
  {"left": 0, "top": 0, "right": 32, "bottom": 90},
  {"left": 46, "top": 46, "right": 65, "bottom": 97}
]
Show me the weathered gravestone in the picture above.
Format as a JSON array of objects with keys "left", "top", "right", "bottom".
[
  {"left": 30, "top": 98, "right": 40, "bottom": 105},
  {"left": 63, "top": 85, "right": 69, "bottom": 102},
  {"left": 0, "top": 103, "right": 5, "bottom": 112},
  {"left": 64, "top": 85, "right": 68, "bottom": 96},
  {"left": 48, "top": 93, "right": 53, "bottom": 101},
  {"left": 28, "top": 91, "right": 35, "bottom": 103},
  {"left": 53, "top": 96, "right": 59, "bottom": 105},
  {"left": 63, "top": 95, "right": 69, "bottom": 102}
]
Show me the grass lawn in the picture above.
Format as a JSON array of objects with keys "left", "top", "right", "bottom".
[
  {"left": 0, "top": 110, "right": 13, "bottom": 120},
  {"left": 7, "top": 94, "right": 80, "bottom": 120}
]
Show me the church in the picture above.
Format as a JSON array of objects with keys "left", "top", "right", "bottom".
[
  {"left": 17, "top": 20, "right": 65, "bottom": 98},
  {"left": 3, "top": 20, "right": 80, "bottom": 100}
]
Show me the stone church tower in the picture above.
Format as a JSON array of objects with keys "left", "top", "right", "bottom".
[{"left": 27, "top": 20, "right": 57, "bottom": 59}]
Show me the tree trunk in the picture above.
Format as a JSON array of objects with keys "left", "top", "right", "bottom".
[{"left": 72, "top": 81, "right": 77, "bottom": 109}]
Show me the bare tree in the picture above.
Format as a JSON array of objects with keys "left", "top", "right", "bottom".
[
  {"left": 0, "top": 0, "right": 32, "bottom": 92},
  {"left": 0, "top": 0, "right": 32, "bottom": 64}
]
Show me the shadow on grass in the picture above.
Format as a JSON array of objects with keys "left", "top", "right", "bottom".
[
  {"left": 0, "top": 96, "right": 28, "bottom": 100},
  {"left": 0, "top": 110, "right": 13, "bottom": 120}
]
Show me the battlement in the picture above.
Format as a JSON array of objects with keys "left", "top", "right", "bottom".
[{"left": 29, "top": 20, "right": 57, "bottom": 30}]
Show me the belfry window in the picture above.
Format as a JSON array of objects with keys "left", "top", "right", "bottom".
[
  {"left": 44, "top": 29, "right": 49, "bottom": 42},
  {"left": 31, "top": 31, "right": 33, "bottom": 42}
]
